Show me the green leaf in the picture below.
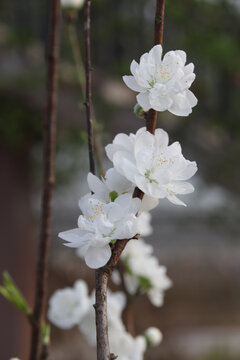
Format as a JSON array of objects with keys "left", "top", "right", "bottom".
[{"left": 0, "top": 271, "right": 31, "bottom": 315}]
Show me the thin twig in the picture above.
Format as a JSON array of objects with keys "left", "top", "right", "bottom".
[
  {"left": 84, "top": 0, "right": 95, "bottom": 175},
  {"left": 67, "top": 20, "right": 86, "bottom": 96},
  {"left": 29, "top": 1, "right": 61, "bottom": 359}
]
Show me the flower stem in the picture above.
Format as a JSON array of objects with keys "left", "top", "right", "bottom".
[{"left": 29, "top": 0, "right": 61, "bottom": 359}]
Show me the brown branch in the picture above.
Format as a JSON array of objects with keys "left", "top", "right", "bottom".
[
  {"left": 29, "top": 1, "right": 61, "bottom": 359},
  {"left": 95, "top": 270, "right": 111, "bottom": 360},
  {"left": 84, "top": 0, "right": 95, "bottom": 175},
  {"left": 94, "top": 1, "right": 166, "bottom": 359}
]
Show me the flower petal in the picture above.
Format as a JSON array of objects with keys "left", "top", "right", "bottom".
[
  {"left": 85, "top": 245, "right": 112, "bottom": 269},
  {"left": 122, "top": 75, "right": 143, "bottom": 92},
  {"left": 136, "top": 92, "right": 151, "bottom": 111}
]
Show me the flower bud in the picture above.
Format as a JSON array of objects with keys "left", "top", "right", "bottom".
[
  {"left": 144, "top": 327, "right": 163, "bottom": 346},
  {"left": 133, "top": 104, "right": 145, "bottom": 119}
]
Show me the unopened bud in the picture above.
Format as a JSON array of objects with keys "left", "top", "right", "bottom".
[
  {"left": 134, "top": 104, "right": 145, "bottom": 119},
  {"left": 144, "top": 327, "right": 162, "bottom": 346}
]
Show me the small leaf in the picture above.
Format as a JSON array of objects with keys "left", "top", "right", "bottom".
[{"left": 0, "top": 271, "right": 31, "bottom": 315}]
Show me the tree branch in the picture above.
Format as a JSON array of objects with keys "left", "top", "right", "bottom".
[
  {"left": 84, "top": 0, "right": 95, "bottom": 175},
  {"left": 94, "top": 1, "right": 166, "bottom": 359},
  {"left": 29, "top": 1, "right": 61, "bottom": 359}
]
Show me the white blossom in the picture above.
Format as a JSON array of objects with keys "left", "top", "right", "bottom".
[
  {"left": 145, "top": 327, "right": 163, "bottom": 346},
  {"left": 123, "top": 44, "right": 197, "bottom": 116},
  {"left": 59, "top": 192, "right": 140, "bottom": 269},
  {"left": 61, "top": 0, "right": 84, "bottom": 9},
  {"left": 106, "top": 127, "right": 197, "bottom": 206},
  {"left": 121, "top": 239, "right": 172, "bottom": 307},
  {"left": 113, "top": 334, "right": 146, "bottom": 360},
  {"left": 137, "top": 211, "right": 153, "bottom": 237},
  {"left": 87, "top": 168, "right": 158, "bottom": 212},
  {"left": 48, "top": 280, "right": 90, "bottom": 329}
]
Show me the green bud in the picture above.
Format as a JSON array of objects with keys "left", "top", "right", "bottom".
[
  {"left": 109, "top": 191, "right": 118, "bottom": 202},
  {"left": 41, "top": 322, "right": 51, "bottom": 346},
  {"left": 134, "top": 104, "right": 145, "bottom": 119}
]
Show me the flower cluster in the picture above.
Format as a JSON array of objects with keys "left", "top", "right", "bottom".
[
  {"left": 48, "top": 281, "right": 161, "bottom": 360},
  {"left": 53, "top": 43, "right": 198, "bottom": 358},
  {"left": 113, "top": 238, "right": 172, "bottom": 307},
  {"left": 59, "top": 126, "right": 197, "bottom": 269}
]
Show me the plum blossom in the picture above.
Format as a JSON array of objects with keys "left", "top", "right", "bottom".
[
  {"left": 106, "top": 127, "right": 197, "bottom": 206},
  {"left": 48, "top": 280, "right": 90, "bottom": 329},
  {"left": 123, "top": 45, "right": 197, "bottom": 116},
  {"left": 59, "top": 192, "right": 140, "bottom": 269},
  {"left": 61, "top": 0, "right": 84, "bottom": 9},
  {"left": 120, "top": 239, "right": 172, "bottom": 307},
  {"left": 87, "top": 168, "right": 158, "bottom": 212}
]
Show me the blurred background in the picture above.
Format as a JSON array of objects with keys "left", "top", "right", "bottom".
[{"left": 1, "top": 0, "right": 240, "bottom": 359}]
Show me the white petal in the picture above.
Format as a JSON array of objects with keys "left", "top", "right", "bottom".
[
  {"left": 122, "top": 75, "right": 143, "bottom": 92},
  {"left": 169, "top": 93, "right": 193, "bottom": 116},
  {"left": 175, "top": 50, "right": 186, "bottom": 65},
  {"left": 85, "top": 245, "right": 112, "bottom": 269},
  {"left": 136, "top": 92, "right": 151, "bottom": 111},
  {"left": 87, "top": 173, "right": 108, "bottom": 200},
  {"left": 149, "top": 44, "right": 162, "bottom": 66},
  {"left": 186, "top": 89, "right": 198, "bottom": 107},
  {"left": 105, "top": 168, "right": 133, "bottom": 194},
  {"left": 135, "top": 129, "right": 154, "bottom": 155},
  {"left": 129, "top": 197, "right": 141, "bottom": 214},
  {"left": 130, "top": 60, "right": 139, "bottom": 75},
  {"left": 169, "top": 181, "right": 194, "bottom": 194},
  {"left": 167, "top": 193, "right": 186, "bottom": 206},
  {"left": 112, "top": 151, "right": 137, "bottom": 182},
  {"left": 155, "top": 128, "right": 169, "bottom": 148},
  {"left": 140, "top": 195, "right": 159, "bottom": 212},
  {"left": 184, "top": 63, "right": 194, "bottom": 75},
  {"left": 174, "top": 160, "right": 198, "bottom": 181},
  {"left": 58, "top": 228, "right": 89, "bottom": 247}
]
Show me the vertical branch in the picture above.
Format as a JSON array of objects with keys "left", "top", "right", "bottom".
[
  {"left": 146, "top": 0, "right": 166, "bottom": 134},
  {"left": 95, "top": 270, "right": 111, "bottom": 360},
  {"left": 29, "top": 0, "right": 61, "bottom": 359},
  {"left": 84, "top": 0, "right": 95, "bottom": 175},
  {"left": 94, "top": 1, "right": 166, "bottom": 359},
  {"left": 83, "top": 1, "right": 110, "bottom": 359}
]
